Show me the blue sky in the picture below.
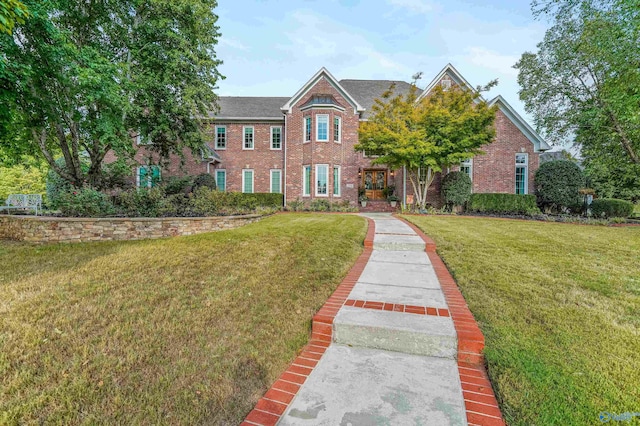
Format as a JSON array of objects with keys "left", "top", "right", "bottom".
[{"left": 215, "top": 0, "right": 548, "bottom": 126}]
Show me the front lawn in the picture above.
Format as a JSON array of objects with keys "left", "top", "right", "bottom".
[
  {"left": 403, "top": 215, "right": 640, "bottom": 426},
  {"left": 0, "top": 213, "right": 366, "bottom": 424}
]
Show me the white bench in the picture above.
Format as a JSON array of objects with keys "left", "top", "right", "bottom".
[{"left": 0, "top": 194, "right": 43, "bottom": 216}]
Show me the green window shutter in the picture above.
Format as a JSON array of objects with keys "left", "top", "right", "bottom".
[
  {"left": 138, "top": 167, "right": 148, "bottom": 187},
  {"left": 304, "top": 166, "right": 311, "bottom": 196},
  {"left": 271, "top": 170, "right": 281, "bottom": 193},
  {"left": 243, "top": 170, "right": 253, "bottom": 193},
  {"left": 151, "top": 166, "right": 161, "bottom": 187},
  {"left": 216, "top": 170, "right": 226, "bottom": 191}
]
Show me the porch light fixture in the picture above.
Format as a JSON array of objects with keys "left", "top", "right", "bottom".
[
  {"left": 390, "top": 170, "right": 395, "bottom": 178},
  {"left": 358, "top": 168, "right": 362, "bottom": 179}
]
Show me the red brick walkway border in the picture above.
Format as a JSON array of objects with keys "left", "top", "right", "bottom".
[
  {"left": 345, "top": 299, "right": 450, "bottom": 317},
  {"left": 397, "top": 216, "right": 506, "bottom": 426},
  {"left": 242, "top": 217, "right": 375, "bottom": 426}
]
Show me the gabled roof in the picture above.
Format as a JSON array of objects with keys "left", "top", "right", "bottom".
[
  {"left": 489, "top": 95, "right": 551, "bottom": 152},
  {"left": 417, "top": 63, "right": 478, "bottom": 101},
  {"left": 339, "top": 79, "right": 422, "bottom": 119},
  {"left": 210, "top": 97, "right": 289, "bottom": 120},
  {"left": 281, "top": 67, "right": 365, "bottom": 114}
]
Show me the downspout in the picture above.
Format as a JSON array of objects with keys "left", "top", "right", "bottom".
[
  {"left": 403, "top": 165, "right": 407, "bottom": 209},
  {"left": 283, "top": 112, "right": 287, "bottom": 208}
]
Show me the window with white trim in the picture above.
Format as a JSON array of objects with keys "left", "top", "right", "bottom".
[
  {"left": 270, "top": 169, "right": 282, "bottom": 193},
  {"left": 242, "top": 169, "right": 254, "bottom": 193},
  {"left": 460, "top": 158, "right": 473, "bottom": 181},
  {"left": 136, "top": 166, "right": 161, "bottom": 188},
  {"left": 316, "top": 164, "right": 328, "bottom": 196},
  {"left": 215, "top": 126, "right": 226, "bottom": 149},
  {"left": 303, "top": 165, "right": 311, "bottom": 197},
  {"left": 243, "top": 126, "right": 254, "bottom": 150},
  {"left": 515, "top": 153, "right": 528, "bottom": 195},
  {"left": 215, "top": 169, "right": 226, "bottom": 191},
  {"left": 271, "top": 126, "right": 282, "bottom": 150},
  {"left": 316, "top": 115, "right": 328, "bottom": 142},
  {"left": 334, "top": 117, "right": 341, "bottom": 143},
  {"left": 136, "top": 131, "right": 150, "bottom": 145},
  {"left": 333, "top": 165, "right": 341, "bottom": 196},
  {"left": 304, "top": 116, "right": 311, "bottom": 142}
]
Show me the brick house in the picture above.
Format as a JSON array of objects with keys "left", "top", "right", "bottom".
[{"left": 113, "top": 64, "right": 550, "bottom": 208}]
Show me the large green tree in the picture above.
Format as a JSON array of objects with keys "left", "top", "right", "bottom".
[
  {"left": 516, "top": 0, "right": 640, "bottom": 199},
  {"left": 0, "top": 0, "right": 223, "bottom": 187},
  {"left": 0, "top": 0, "right": 29, "bottom": 35},
  {"left": 356, "top": 80, "right": 497, "bottom": 210}
]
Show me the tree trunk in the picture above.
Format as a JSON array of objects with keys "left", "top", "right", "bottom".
[{"left": 407, "top": 167, "right": 436, "bottom": 210}]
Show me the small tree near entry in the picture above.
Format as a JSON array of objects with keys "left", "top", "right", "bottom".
[
  {"left": 356, "top": 79, "right": 497, "bottom": 210},
  {"left": 441, "top": 171, "right": 472, "bottom": 211},
  {"left": 534, "top": 160, "right": 584, "bottom": 213}
]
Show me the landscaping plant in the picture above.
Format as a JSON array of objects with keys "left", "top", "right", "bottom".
[
  {"left": 534, "top": 160, "right": 584, "bottom": 213},
  {"left": 441, "top": 171, "right": 472, "bottom": 211},
  {"left": 590, "top": 198, "right": 634, "bottom": 219}
]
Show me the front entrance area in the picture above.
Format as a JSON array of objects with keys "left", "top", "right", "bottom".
[{"left": 363, "top": 169, "right": 387, "bottom": 200}]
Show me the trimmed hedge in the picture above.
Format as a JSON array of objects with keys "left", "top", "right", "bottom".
[
  {"left": 590, "top": 198, "right": 634, "bottom": 218},
  {"left": 468, "top": 193, "right": 540, "bottom": 215}
]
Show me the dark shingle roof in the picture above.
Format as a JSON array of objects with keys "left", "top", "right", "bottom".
[
  {"left": 212, "top": 96, "right": 289, "bottom": 119},
  {"left": 339, "top": 80, "right": 422, "bottom": 119}
]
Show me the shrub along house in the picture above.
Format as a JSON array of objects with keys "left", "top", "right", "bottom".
[{"left": 111, "top": 64, "right": 550, "bottom": 209}]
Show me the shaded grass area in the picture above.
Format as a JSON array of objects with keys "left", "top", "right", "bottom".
[
  {"left": 403, "top": 215, "right": 640, "bottom": 426},
  {"left": 0, "top": 214, "right": 366, "bottom": 425}
]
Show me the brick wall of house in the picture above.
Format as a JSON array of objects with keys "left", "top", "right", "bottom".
[
  {"left": 208, "top": 121, "right": 285, "bottom": 193},
  {"left": 472, "top": 109, "right": 539, "bottom": 195},
  {"left": 105, "top": 71, "right": 542, "bottom": 208},
  {"left": 284, "top": 76, "right": 377, "bottom": 205}
]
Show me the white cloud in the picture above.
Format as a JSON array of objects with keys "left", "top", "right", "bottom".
[
  {"left": 465, "top": 47, "right": 519, "bottom": 77},
  {"left": 219, "top": 37, "right": 248, "bottom": 50},
  {"left": 386, "top": 0, "right": 434, "bottom": 15}
]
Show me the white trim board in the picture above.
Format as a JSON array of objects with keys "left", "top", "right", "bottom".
[{"left": 281, "top": 67, "right": 365, "bottom": 115}]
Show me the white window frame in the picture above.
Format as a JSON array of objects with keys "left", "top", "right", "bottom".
[
  {"left": 515, "top": 153, "right": 529, "bottom": 195},
  {"left": 304, "top": 116, "right": 311, "bottom": 143},
  {"left": 243, "top": 126, "right": 254, "bottom": 150},
  {"left": 460, "top": 158, "right": 473, "bottom": 181},
  {"left": 333, "top": 165, "right": 341, "bottom": 197},
  {"left": 302, "top": 165, "right": 311, "bottom": 197},
  {"left": 136, "top": 131, "right": 150, "bottom": 145},
  {"left": 242, "top": 169, "right": 254, "bottom": 193},
  {"left": 270, "top": 169, "right": 282, "bottom": 194},
  {"left": 442, "top": 79, "right": 452, "bottom": 90},
  {"left": 215, "top": 169, "right": 227, "bottom": 191},
  {"left": 215, "top": 125, "right": 226, "bottom": 150},
  {"left": 315, "top": 164, "right": 329, "bottom": 197},
  {"left": 334, "top": 116, "right": 341, "bottom": 143},
  {"left": 316, "top": 114, "right": 329, "bottom": 142},
  {"left": 270, "top": 126, "right": 282, "bottom": 150}
]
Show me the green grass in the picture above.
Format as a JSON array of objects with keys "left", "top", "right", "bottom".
[
  {"left": 0, "top": 213, "right": 366, "bottom": 425},
  {"left": 403, "top": 215, "right": 640, "bottom": 426}
]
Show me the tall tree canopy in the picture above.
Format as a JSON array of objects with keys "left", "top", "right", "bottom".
[
  {"left": 0, "top": 0, "right": 223, "bottom": 187},
  {"left": 516, "top": 0, "right": 640, "bottom": 199},
  {"left": 0, "top": 0, "right": 29, "bottom": 35},
  {"left": 356, "top": 80, "right": 497, "bottom": 209}
]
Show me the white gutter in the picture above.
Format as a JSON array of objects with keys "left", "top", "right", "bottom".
[{"left": 283, "top": 112, "right": 287, "bottom": 208}]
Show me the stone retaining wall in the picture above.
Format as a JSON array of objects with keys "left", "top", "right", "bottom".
[{"left": 0, "top": 214, "right": 263, "bottom": 243}]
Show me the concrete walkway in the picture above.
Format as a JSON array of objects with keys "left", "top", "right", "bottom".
[{"left": 278, "top": 214, "right": 467, "bottom": 425}]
